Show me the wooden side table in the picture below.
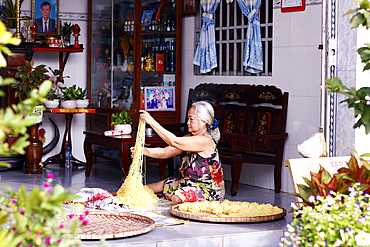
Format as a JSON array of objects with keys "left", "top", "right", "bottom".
[
  {"left": 83, "top": 131, "right": 168, "bottom": 180},
  {"left": 44, "top": 109, "right": 95, "bottom": 167}
]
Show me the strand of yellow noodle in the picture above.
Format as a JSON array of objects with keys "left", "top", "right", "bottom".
[{"left": 115, "top": 119, "right": 158, "bottom": 208}]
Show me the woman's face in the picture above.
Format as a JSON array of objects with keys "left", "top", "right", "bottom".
[{"left": 187, "top": 106, "right": 207, "bottom": 134}]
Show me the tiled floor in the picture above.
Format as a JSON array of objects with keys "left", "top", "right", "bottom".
[{"left": 0, "top": 160, "right": 295, "bottom": 247}]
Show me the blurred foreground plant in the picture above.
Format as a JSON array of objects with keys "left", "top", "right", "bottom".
[
  {"left": 0, "top": 174, "right": 85, "bottom": 247},
  {"left": 281, "top": 183, "right": 370, "bottom": 246}
]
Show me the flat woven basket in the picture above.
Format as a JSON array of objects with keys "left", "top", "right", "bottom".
[
  {"left": 170, "top": 204, "right": 287, "bottom": 223},
  {"left": 60, "top": 211, "right": 155, "bottom": 239}
]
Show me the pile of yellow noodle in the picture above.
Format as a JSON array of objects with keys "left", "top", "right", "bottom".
[
  {"left": 178, "top": 200, "right": 283, "bottom": 217},
  {"left": 114, "top": 119, "right": 158, "bottom": 208}
]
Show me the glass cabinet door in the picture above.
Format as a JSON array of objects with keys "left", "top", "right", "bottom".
[
  {"left": 88, "top": 0, "right": 181, "bottom": 129},
  {"left": 140, "top": 0, "right": 177, "bottom": 111},
  {"left": 90, "top": 0, "right": 112, "bottom": 108}
]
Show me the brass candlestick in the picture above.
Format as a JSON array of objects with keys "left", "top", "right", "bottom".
[{"left": 13, "top": 0, "right": 31, "bottom": 42}]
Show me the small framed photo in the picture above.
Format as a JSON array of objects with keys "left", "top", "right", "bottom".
[
  {"left": 183, "top": 0, "right": 198, "bottom": 16},
  {"left": 142, "top": 10, "right": 154, "bottom": 27},
  {"left": 281, "top": 0, "right": 305, "bottom": 13},
  {"left": 32, "top": 0, "right": 60, "bottom": 35},
  {"left": 145, "top": 86, "right": 175, "bottom": 111}
]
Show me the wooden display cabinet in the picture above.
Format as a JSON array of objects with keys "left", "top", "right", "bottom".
[{"left": 87, "top": 0, "right": 182, "bottom": 131}]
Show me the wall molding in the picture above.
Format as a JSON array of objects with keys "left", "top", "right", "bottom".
[{"left": 273, "top": 0, "right": 322, "bottom": 9}]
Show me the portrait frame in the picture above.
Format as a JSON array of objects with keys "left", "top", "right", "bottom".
[
  {"left": 145, "top": 86, "right": 175, "bottom": 112},
  {"left": 142, "top": 10, "right": 154, "bottom": 27},
  {"left": 183, "top": 0, "right": 198, "bottom": 17},
  {"left": 32, "top": 0, "right": 60, "bottom": 36},
  {"left": 119, "top": 2, "right": 135, "bottom": 25},
  {"left": 281, "top": 0, "right": 305, "bottom": 13}
]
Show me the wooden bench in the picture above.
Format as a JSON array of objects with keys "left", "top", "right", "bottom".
[{"left": 184, "top": 83, "right": 289, "bottom": 195}]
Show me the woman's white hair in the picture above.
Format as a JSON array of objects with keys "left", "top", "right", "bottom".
[{"left": 191, "top": 101, "right": 220, "bottom": 143}]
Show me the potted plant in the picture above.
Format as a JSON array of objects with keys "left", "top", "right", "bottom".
[
  {"left": 0, "top": 0, "right": 25, "bottom": 30},
  {"left": 61, "top": 85, "right": 78, "bottom": 109},
  {"left": 111, "top": 110, "right": 133, "bottom": 134},
  {"left": 62, "top": 22, "right": 73, "bottom": 47},
  {"left": 75, "top": 86, "right": 89, "bottom": 108},
  {"left": 44, "top": 88, "right": 59, "bottom": 108},
  {"left": 11, "top": 61, "right": 50, "bottom": 101}
]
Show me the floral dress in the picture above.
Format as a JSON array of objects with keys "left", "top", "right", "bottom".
[{"left": 163, "top": 134, "right": 225, "bottom": 203}]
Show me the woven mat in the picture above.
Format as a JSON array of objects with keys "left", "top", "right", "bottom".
[
  {"left": 170, "top": 204, "right": 287, "bottom": 223},
  {"left": 60, "top": 211, "right": 155, "bottom": 239}
]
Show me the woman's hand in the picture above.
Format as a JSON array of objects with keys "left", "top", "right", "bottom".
[
  {"left": 130, "top": 146, "right": 136, "bottom": 158},
  {"left": 139, "top": 110, "right": 154, "bottom": 125}
]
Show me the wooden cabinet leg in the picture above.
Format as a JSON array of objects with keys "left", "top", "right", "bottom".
[{"left": 24, "top": 124, "right": 43, "bottom": 174}]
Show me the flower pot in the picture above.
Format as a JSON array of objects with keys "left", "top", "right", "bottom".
[
  {"left": 61, "top": 100, "right": 77, "bottom": 109},
  {"left": 76, "top": 99, "right": 89, "bottom": 109},
  {"left": 114, "top": 124, "right": 132, "bottom": 135},
  {"left": 44, "top": 99, "right": 59, "bottom": 109}
]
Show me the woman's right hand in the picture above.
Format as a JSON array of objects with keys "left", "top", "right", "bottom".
[{"left": 139, "top": 110, "right": 154, "bottom": 125}]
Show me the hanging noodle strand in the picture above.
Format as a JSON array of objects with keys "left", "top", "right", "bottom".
[{"left": 115, "top": 119, "right": 158, "bottom": 208}]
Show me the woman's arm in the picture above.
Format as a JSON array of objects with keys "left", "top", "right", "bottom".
[
  {"left": 130, "top": 145, "right": 182, "bottom": 159},
  {"left": 140, "top": 111, "right": 212, "bottom": 154}
]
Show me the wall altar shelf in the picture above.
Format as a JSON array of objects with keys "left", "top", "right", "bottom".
[{"left": 32, "top": 46, "right": 84, "bottom": 72}]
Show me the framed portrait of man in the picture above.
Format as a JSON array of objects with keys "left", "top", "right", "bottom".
[{"left": 32, "top": 0, "right": 60, "bottom": 35}]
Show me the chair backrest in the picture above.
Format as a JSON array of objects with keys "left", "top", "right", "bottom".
[{"left": 187, "top": 84, "right": 289, "bottom": 153}]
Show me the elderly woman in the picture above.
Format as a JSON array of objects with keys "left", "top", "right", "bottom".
[{"left": 132, "top": 101, "right": 225, "bottom": 204}]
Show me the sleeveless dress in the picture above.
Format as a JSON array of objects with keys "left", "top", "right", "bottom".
[{"left": 163, "top": 134, "right": 225, "bottom": 203}]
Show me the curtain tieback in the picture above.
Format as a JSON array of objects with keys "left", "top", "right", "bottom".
[
  {"left": 202, "top": 13, "right": 213, "bottom": 19},
  {"left": 247, "top": 9, "right": 260, "bottom": 25},
  {"left": 202, "top": 13, "right": 215, "bottom": 32}
]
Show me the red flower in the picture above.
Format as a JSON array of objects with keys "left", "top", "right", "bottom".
[
  {"left": 211, "top": 165, "right": 224, "bottom": 186},
  {"left": 182, "top": 190, "right": 197, "bottom": 202}
]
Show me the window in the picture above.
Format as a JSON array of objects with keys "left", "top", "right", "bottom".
[{"left": 194, "top": 0, "right": 273, "bottom": 76}]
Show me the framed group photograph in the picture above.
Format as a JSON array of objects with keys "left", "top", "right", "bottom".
[
  {"left": 32, "top": 0, "right": 60, "bottom": 35},
  {"left": 183, "top": 0, "right": 198, "bottom": 16},
  {"left": 145, "top": 86, "right": 175, "bottom": 111}
]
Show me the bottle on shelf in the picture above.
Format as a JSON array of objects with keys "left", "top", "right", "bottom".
[
  {"left": 152, "top": 42, "right": 157, "bottom": 70},
  {"left": 165, "top": 41, "right": 170, "bottom": 72},
  {"left": 170, "top": 40, "right": 176, "bottom": 72},
  {"left": 65, "top": 147, "right": 71, "bottom": 169},
  {"left": 171, "top": 20, "right": 175, "bottom": 32},
  {"left": 156, "top": 41, "right": 164, "bottom": 71},
  {"left": 166, "top": 19, "right": 171, "bottom": 32}
]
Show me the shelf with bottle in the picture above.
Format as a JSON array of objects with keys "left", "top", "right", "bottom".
[{"left": 141, "top": 40, "right": 176, "bottom": 73}]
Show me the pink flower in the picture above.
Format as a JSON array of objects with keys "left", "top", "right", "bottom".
[
  {"left": 83, "top": 220, "right": 89, "bottom": 225},
  {"left": 45, "top": 237, "right": 51, "bottom": 244},
  {"left": 85, "top": 210, "right": 90, "bottom": 215},
  {"left": 31, "top": 212, "right": 35, "bottom": 216},
  {"left": 59, "top": 224, "right": 64, "bottom": 228},
  {"left": 79, "top": 215, "right": 84, "bottom": 221},
  {"left": 19, "top": 209, "right": 25, "bottom": 215},
  {"left": 57, "top": 239, "right": 61, "bottom": 243},
  {"left": 68, "top": 214, "right": 74, "bottom": 219},
  {"left": 11, "top": 199, "right": 17, "bottom": 203},
  {"left": 47, "top": 189, "right": 52, "bottom": 193},
  {"left": 47, "top": 173, "right": 54, "bottom": 179},
  {"left": 44, "top": 182, "right": 50, "bottom": 188}
]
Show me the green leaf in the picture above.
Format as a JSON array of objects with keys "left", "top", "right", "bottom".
[{"left": 351, "top": 13, "right": 366, "bottom": 28}]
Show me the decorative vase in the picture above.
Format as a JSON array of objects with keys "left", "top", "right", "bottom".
[
  {"left": 76, "top": 99, "right": 89, "bottom": 109},
  {"left": 114, "top": 124, "right": 132, "bottom": 135},
  {"left": 44, "top": 99, "right": 59, "bottom": 109},
  {"left": 61, "top": 100, "right": 77, "bottom": 109}
]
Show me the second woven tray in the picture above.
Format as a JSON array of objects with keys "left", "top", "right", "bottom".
[
  {"left": 60, "top": 211, "right": 155, "bottom": 239},
  {"left": 170, "top": 204, "right": 287, "bottom": 223}
]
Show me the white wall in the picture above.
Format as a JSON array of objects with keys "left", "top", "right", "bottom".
[
  {"left": 181, "top": 4, "right": 322, "bottom": 193},
  {"left": 21, "top": 0, "right": 89, "bottom": 163},
  {"left": 355, "top": 26, "right": 370, "bottom": 154}
]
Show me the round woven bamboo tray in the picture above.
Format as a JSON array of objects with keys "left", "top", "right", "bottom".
[
  {"left": 59, "top": 211, "right": 155, "bottom": 239},
  {"left": 170, "top": 204, "right": 287, "bottom": 223}
]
